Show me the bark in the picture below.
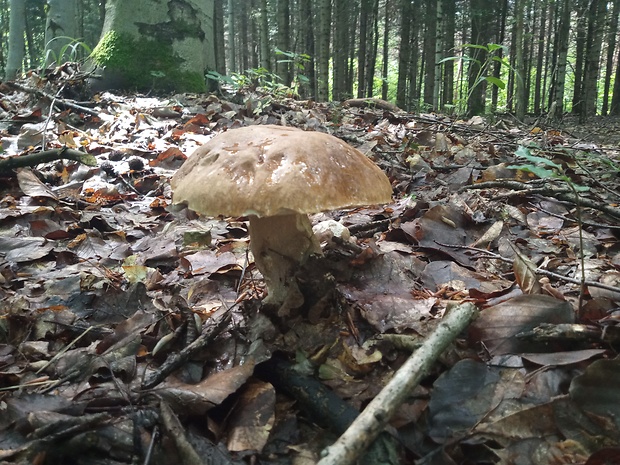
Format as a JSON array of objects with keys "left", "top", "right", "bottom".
[
  {"left": 467, "top": 0, "right": 493, "bottom": 116},
  {"left": 601, "top": 0, "right": 619, "bottom": 115},
  {"left": 549, "top": 0, "right": 571, "bottom": 118},
  {"left": 276, "top": 0, "right": 292, "bottom": 84},
  {"left": 442, "top": 0, "right": 456, "bottom": 108},
  {"left": 533, "top": 0, "right": 548, "bottom": 114},
  {"left": 423, "top": 0, "right": 438, "bottom": 109},
  {"left": 514, "top": 0, "right": 527, "bottom": 120},
  {"left": 87, "top": 0, "right": 215, "bottom": 93},
  {"left": 333, "top": 0, "right": 349, "bottom": 100},
  {"left": 298, "top": 0, "right": 315, "bottom": 97},
  {"left": 571, "top": 0, "right": 588, "bottom": 114},
  {"left": 580, "top": 0, "right": 607, "bottom": 122},
  {"left": 6, "top": 0, "right": 26, "bottom": 79},
  {"left": 381, "top": 0, "right": 390, "bottom": 101},
  {"left": 357, "top": 0, "right": 370, "bottom": 98},
  {"left": 44, "top": 0, "right": 78, "bottom": 67},
  {"left": 396, "top": 0, "right": 412, "bottom": 109},
  {"left": 214, "top": 0, "right": 226, "bottom": 74},
  {"left": 260, "top": 0, "right": 270, "bottom": 70},
  {"left": 316, "top": 0, "right": 331, "bottom": 101},
  {"left": 227, "top": 0, "right": 236, "bottom": 72}
]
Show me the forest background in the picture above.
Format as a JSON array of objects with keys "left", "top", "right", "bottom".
[{"left": 0, "top": 0, "right": 618, "bottom": 121}]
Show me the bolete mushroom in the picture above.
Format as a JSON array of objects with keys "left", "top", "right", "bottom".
[{"left": 171, "top": 125, "right": 391, "bottom": 311}]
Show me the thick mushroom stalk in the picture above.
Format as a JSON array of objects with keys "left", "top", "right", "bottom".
[{"left": 249, "top": 213, "right": 321, "bottom": 310}]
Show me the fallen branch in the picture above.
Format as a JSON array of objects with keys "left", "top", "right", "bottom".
[
  {"left": 317, "top": 302, "right": 478, "bottom": 465},
  {"left": 0, "top": 147, "right": 97, "bottom": 173}
]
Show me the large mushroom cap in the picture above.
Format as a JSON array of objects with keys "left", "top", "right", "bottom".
[{"left": 171, "top": 125, "right": 392, "bottom": 217}]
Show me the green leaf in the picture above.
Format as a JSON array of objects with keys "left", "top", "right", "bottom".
[
  {"left": 515, "top": 146, "right": 562, "bottom": 170},
  {"left": 483, "top": 76, "right": 506, "bottom": 89},
  {"left": 507, "top": 164, "right": 556, "bottom": 179}
]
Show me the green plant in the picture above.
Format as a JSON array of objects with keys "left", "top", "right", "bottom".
[
  {"left": 274, "top": 48, "right": 311, "bottom": 94},
  {"left": 43, "top": 36, "right": 92, "bottom": 67},
  {"left": 508, "top": 146, "right": 589, "bottom": 307},
  {"left": 440, "top": 43, "right": 511, "bottom": 115}
]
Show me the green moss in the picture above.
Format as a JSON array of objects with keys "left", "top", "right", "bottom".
[{"left": 90, "top": 31, "right": 206, "bottom": 93}]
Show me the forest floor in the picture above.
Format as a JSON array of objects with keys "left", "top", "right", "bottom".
[{"left": 1, "top": 67, "right": 620, "bottom": 465}]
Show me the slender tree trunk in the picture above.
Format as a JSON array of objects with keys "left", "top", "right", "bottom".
[
  {"left": 423, "top": 0, "right": 437, "bottom": 109},
  {"left": 357, "top": 0, "right": 370, "bottom": 97},
  {"left": 514, "top": 0, "right": 527, "bottom": 120},
  {"left": 602, "top": 0, "right": 619, "bottom": 115},
  {"left": 365, "top": 0, "right": 379, "bottom": 97},
  {"left": 381, "top": 0, "right": 390, "bottom": 101},
  {"left": 491, "top": 0, "right": 508, "bottom": 111},
  {"left": 276, "top": 0, "right": 291, "bottom": 84},
  {"left": 396, "top": 0, "right": 412, "bottom": 108},
  {"left": 549, "top": 0, "right": 571, "bottom": 118},
  {"left": 214, "top": 0, "right": 226, "bottom": 74},
  {"left": 260, "top": 0, "right": 270, "bottom": 70},
  {"left": 533, "top": 0, "right": 547, "bottom": 114},
  {"left": 317, "top": 0, "right": 331, "bottom": 101},
  {"left": 298, "top": 0, "right": 315, "bottom": 98},
  {"left": 580, "top": 0, "right": 606, "bottom": 122},
  {"left": 239, "top": 0, "right": 249, "bottom": 71},
  {"left": 442, "top": 0, "right": 455, "bottom": 109},
  {"left": 433, "top": 0, "right": 443, "bottom": 110},
  {"left": 227, "top": 0, "right": 236, "bottom": 72},
  {"left": 333, "top": 0, "right": 348, "bottom": 100},
  {"left": 250, "top": 0, "right": 259, "bottom": 69},
  {"left": 467, "top": 0, "right": 493, "bottom": 116},
  {"left": 572, "top": 0, "right": 588, "bottom": 114},
  {"left": 6, "top": 0, "right": 26, "bottom": 79}
]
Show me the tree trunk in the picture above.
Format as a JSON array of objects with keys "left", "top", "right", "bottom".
[
  {"left": 571, "top": 0, "right": 588, "bottom": 114},
  {"left": 227, "top": 0, "right": 236, "bottom": 72},
  {"left": 580, "top": 0, "right": 606, "bottom": 122},
  {"left": 6, "top": 0, "right": 26, "bottom": 79},
  {"left": 239, "top": 0, "right": 249, "bottom": 71},
  {"left": 260, "top": 0, "right": 270, "bottom": 71},
  {"left": 396, "top": 0, "right": 412, "bottom": 109},
  {"left": 333, "top": 0, "right": 349, "bottom": 100},
  {"left": 276, "top": 0, "right": 291, "bottom": 84},
  {"left": 467, "top": 0, "right": 493, "bottom": 116},
  {"left": 490, "top": 0, "right": 508, "bottom": 111},
  {"left": 365, "top": 0, "right": 379, "bottom": 97},
  {"left": 423, "top": 0, "right": 437, "bottom": 109},
  {"left": 442, "top": 0, "right": 455, "bottom": 109},
  {"left": 601, "top": 0, "right": 619, "bottom": 115},
  {"left": 381, "top": 0, "right": 390, "bottom": 101},
  {"left": 87, "top": 0, "right": 215, "bottom": 93},
  {"left": 316, "top": 0, "right": 331, "bottom": 101},
  {"left": 214, "top": 0, "right": 226, "bottom": 74},
  {"left": 514, "top": 0, "right": 527, "bottom": 120},
  {"left": 357, "top": 0, "right": 370, "bottom": 98},
  {"left": 44, "top": 0, "right": 77, "bottom": 67},
  {"left": 298, "top": 0, "right": 315, "bottom": 98},
  {"left": 549, "top": 0, "right": 571, "bottom": 119},
  {"left": 533, "top": 0, "right": 547, "bottom": 114}
]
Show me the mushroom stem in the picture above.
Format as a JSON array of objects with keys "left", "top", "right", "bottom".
[{"left": 249, "top": 213, "right": 321, "bottom": 311}]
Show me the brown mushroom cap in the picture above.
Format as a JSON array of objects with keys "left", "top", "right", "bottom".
[{"left": 171, "top": 125, "right": 392, "bottom": 217}]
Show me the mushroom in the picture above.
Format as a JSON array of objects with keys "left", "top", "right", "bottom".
[{"left": 170, "top": 125, "right": 391, "bottom": 311}]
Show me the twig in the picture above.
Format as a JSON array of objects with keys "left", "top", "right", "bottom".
[
  {"left": 317, "top": 302, "right": 478, "bottom": 465},
  {"left": 0, "top": 147, "right": 97, "bottom": 172},
  {"left": 141, "top": 309, "right": 232, "bottom": 390}
]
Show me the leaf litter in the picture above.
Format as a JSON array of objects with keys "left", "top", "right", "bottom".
[{"left": 1, "top": 68, "right": 620, "bottom": 464}]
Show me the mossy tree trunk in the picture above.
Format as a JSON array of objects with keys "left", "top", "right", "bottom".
[{"left": 87, "top": 0, "right": 215, "bottom": 93}]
